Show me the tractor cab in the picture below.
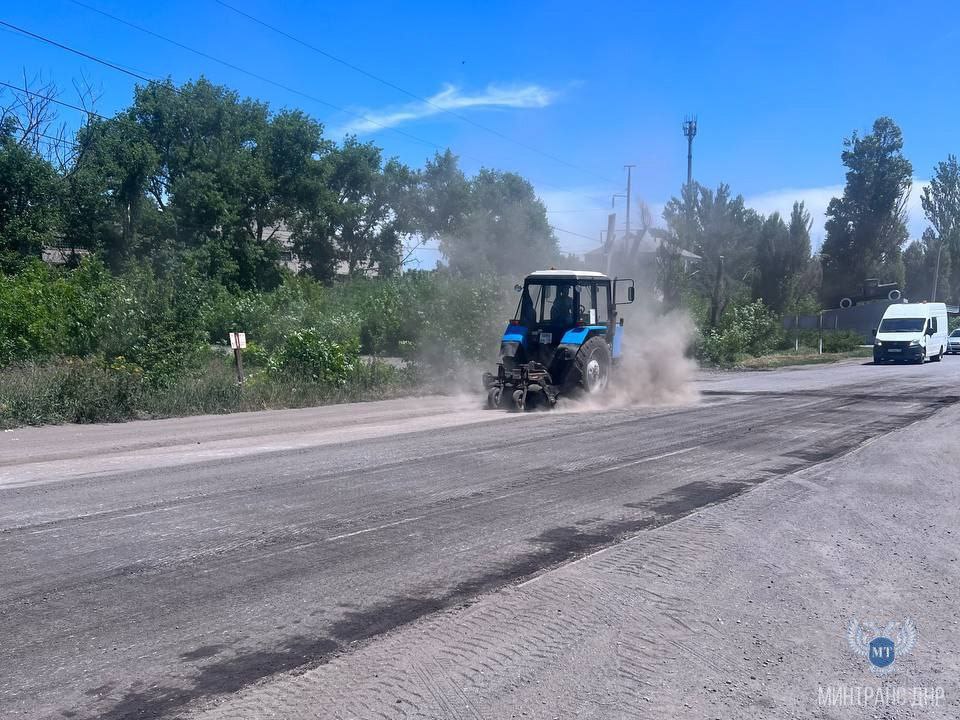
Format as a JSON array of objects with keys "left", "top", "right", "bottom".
[{"left": 485, "top": 270, "right": 635, "bottom": 410}]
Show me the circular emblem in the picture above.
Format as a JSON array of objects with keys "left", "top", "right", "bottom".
[{"left": 869, "top": 637, "right": 896, "bottom": 669}]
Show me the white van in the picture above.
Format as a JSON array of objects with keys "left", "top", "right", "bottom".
[{"left": 873, "top": 302, "right": 949, "bottom": 364}]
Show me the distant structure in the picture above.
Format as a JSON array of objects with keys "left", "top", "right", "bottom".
[{"left": 682, "top": 115, "right": 697, "bottom": 185}]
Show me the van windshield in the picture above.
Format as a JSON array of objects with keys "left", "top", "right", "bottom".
[
  {"left": 878, "top": 318, "right": 925, "bottom": 333},
  {"left": 951, "top": 329, "right": 960, "bottom": 338}
]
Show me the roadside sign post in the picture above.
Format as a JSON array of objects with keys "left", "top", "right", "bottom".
[{"left": 229, "top": 332, "right": 247, "bottom": 384}]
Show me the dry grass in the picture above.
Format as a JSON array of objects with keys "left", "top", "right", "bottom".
[
  {"left": 0, "top": 357, "right": 422, "bottom": 429},
  {"left": 737, "top": 347, "right": 872, "bottom": 370}
]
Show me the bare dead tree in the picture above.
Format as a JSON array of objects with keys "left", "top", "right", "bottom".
[
  {"left": 627, "top": 198, "right": 655, "bottom": 264},
  {"left": 0, "top": 69, "right": 102, "bottom": 173}
]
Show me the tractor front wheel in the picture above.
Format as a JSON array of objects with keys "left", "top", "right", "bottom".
[
  {"left": 486, "top": 387, "right": 503, "bottom": 409},
  {"left": 576, "top": 337, "right": 611, "bottom": 394}
]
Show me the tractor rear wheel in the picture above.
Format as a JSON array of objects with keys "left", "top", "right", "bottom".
[{"left": 575, "top": 337, "right": 611, "bottom": 394}]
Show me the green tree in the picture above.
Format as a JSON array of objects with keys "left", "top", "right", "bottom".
[
  {"left": 902, "top": 229, "right": 951, "bottom": 302},
  {"left": 820, "top": 117, "right": 913, "bottom": 304},
  {"left": 74, "top": 78, "right": 332, "bottom": 288},
  {"left": 444, "top": 168, "right": 558, "bottom": 276},
  {"left": 70, "top": 116, "right": 161, "bottom": 270},
  {"left": 752, "top": 201, "right": 814, "bottom": 312},
  {"left": 787, "top": 202, "right": 821, "bottom": 309},
  {"left": 294, "top": 138, "right": 417, "bottom": 281},
  {"left": 416, "top": 149, "right": 471, "bottom": 241},
  {"left": 663, "top": 182, "right": 762, "bottom": 326},
  {"left": 0, "top": 127, "right": 61, "bottom": 270},
  {"left": 920, "top": 154, "right": 960, "bottom": 302}
]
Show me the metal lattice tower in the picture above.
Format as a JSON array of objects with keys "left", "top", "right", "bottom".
[{"left": 682, "top": 116, "right": 698, "bottom": 185}]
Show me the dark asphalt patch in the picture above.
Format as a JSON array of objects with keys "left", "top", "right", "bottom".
[
  {"left": 179, "top": 645, "right": 227, "bottom": 662},
  {"left": 625, "top": 481, "right": 751, "bottom": 515},
  {"left": 95, "top": 637, "right": 339, "bottom": 720}
]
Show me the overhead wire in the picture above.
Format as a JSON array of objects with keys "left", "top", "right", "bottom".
[
  {"left": 57, "top": 3, "right": 622, "bottom": 201},
  {"left": 211, "top": 0, "right": 618, "bottom": 185},
  {"left": 1, "top": 15, "right": 617, "bottom": 251}
]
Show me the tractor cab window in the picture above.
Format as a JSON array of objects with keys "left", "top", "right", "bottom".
[
  {"left": 517, "top": 285, "right": 538, "bottom": 325},
  {"left": 515, "top": 282, "right": 577, "bottom": 326},
  {"left": 543, "top": 284, "right": 576, "bottom": 325},
  {"left": 575, "top": 283, "right": 610, "bottom": 325},
  {"left": 515, "top": 281, "right": 612, "bottom": 327}
]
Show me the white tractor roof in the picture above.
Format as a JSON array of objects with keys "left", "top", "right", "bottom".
[{"left": 525, "top": 270, "right": 610, "bottom": 281}]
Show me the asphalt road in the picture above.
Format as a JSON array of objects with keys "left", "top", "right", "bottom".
[{"left": 2, "top": 358, "right": 959, "bottom": 719}]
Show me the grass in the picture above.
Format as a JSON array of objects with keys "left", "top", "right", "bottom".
[
  {"left": 737, "top": 346, "right": 873, "bottom": 369},
  {"left": 0, "top": 357, "right": 423, "bottom": 429}
]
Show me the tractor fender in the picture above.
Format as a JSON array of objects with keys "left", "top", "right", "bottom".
[
  {"left": 501, "top": 323, "right": 529, "bottom": 345},
  {"left": 500, "top": 324, "right": 529, "bottom": 364},
  {"left": 557, "top": 325, "right": 609, "bottom": 351},
  {"left": 556, "top": 326, "right": 608, "bottom": 391}
]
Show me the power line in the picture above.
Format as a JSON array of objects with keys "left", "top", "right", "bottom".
[
  {"left": 0, "top": 80, "right": 107, "bottom": 120},
  {"left": 550, "top": 225, "right": 600, "bottom": 244},
  {"left": 59, "top": 4, "right": 617, "bottom": 199},
  {"left": 0, "top": 18, "right": 451, "bottom": 155},
  {"left": 0, "top": 20, "right": 155, "bottom": 83},
  {"left": 2, "top": 17, "right": 619, "bottom": 228},
  {"left": 212, "top": 0, "right": 617, "bottom": 185},
  {"left": 64, "top": 0, "right": 435, "bottom": 153},
  {"left": 31, "top": 131, "right": 81, "bottom": 149}
]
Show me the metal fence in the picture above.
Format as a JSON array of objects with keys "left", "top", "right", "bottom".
[
  {"left": 783, "top": 301, "right": 960, "bottom": 345},
  {"left": 782, "top": 300, "right": 900, "bottom": 344}
]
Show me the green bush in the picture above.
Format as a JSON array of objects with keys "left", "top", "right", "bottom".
[
  {"left": 821, "top": 330, "right": 864, "bottom": 353},
  {"left": 0, "top": 260, "right": 123, "bottom": 365},
  {"left": 412, "top": 273, "right": 514, "bottom": 369},
  {"left": 696, "top": 299, "right": 783, "bottom": 365},
  {"left": 0, "top": 263, "right": 515, "bottom": 426},
  {"left": 266, "top": 327, "right": 360, "bottom": 386}
]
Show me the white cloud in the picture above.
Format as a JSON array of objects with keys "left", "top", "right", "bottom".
[
  {"left": 336, "top": 83, "right": 559, "bottom": 135},
  {"left": 745, "top": 180, "right": 930, "bottom": 249}
]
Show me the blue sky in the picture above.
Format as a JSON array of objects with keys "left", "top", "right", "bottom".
[{"left": 2, "top": 0, "right": 959, "bottom": 265}]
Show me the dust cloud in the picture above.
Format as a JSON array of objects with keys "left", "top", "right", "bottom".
[{"left": 558, "top": 307, "right": 700, "bottom": 412}]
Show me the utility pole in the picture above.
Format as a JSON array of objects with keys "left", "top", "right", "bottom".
[
  {"left": 932, "top": 239, "right": 945, "bottom": 301},
  {"left": 682, "top": 116, "right": 698, "bottom": 186},
  {"left": 624, "top": 165, "right": 636, "bottom": 237}
]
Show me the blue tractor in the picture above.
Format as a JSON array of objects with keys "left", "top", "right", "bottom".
[{"left": 482, "top": 270, "right": 635, "bottom": 410}]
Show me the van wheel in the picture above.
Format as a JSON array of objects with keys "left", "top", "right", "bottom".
[{"left": 933, "top": 348, "right": 944, "bottom": 362}]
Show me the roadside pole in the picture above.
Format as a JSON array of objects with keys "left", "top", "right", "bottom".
[
  {"left": 818, "top": 312, "right": 823, "bottom": 354},
  {"left": 795, "top": 313, "right": 800, "bottom": 353},
  {"left": 230, "top": 332, "right": 247, "bottom": 384}
]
